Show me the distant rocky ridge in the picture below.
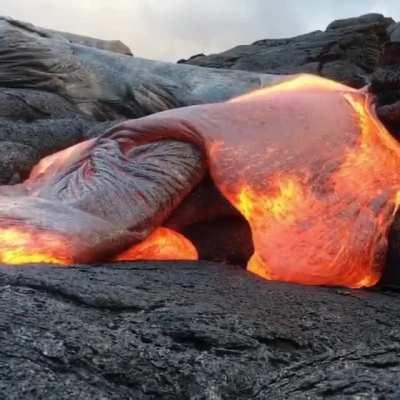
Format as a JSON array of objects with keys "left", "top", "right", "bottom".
[
  {"left": 179, "top": 13, "right": 400, "bottom": 137},
  {"left": 179, "top": 13, "right": 397, "bottom": 88}
]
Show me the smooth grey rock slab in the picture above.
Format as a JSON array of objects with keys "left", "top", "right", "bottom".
[{"left": 0, "top": 17, "right": 278, "bottom": 120}]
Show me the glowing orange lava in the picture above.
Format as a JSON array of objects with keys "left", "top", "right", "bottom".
[
  {"left": 0, "top": 74, "right": 399, "bottom": 289},
  {"left": 113, "top": 227, "right": 198, "bottom": 261},
  {"left": 205, "top": 75, "right": 400, "bottom": 288},
  {"left": 27, "top": 140, "right": 95, "bottom": 182},
  {"left": 0, "top": 226, "right": 72, "bottom": 265}
]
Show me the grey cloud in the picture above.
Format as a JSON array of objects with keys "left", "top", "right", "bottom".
[{"left": 0, "top": 0, "right": 398, "bottom": 61}]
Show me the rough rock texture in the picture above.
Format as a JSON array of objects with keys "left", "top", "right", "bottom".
[
  {"left": 0, "top": 116, "right": 132, "bottom": 185},
  {"left": 43, "top": 29, "right": 133, "bottom": 56},
  {"left": 0, "top": 16, "right": 278, "bottom": 120},
  {"left": 0, "top": 262, "right": 399, "bottom": 399},
  {"left": 265, "top": 345, "right": 400, "bottom": 399},
  {"left": 0, "top": 87, "right": 94, "bottom": 184},
  {"left": 180, "top": 14, "right": 393, "bottom": 88},
  {"left": 0, "top": 16, "right": 133, "bottom": 55},
  {"left": 0, "top": 15, "right": 279, "bottom": 185},
  {"left": 371, "top": 40, "right": 400, "bottom": 136},
  {"left": 0, "top": 88, "right": 82, "bottom": 121},
  {"left": 0, "top": 118, "right": 96, "bottom": 183}
]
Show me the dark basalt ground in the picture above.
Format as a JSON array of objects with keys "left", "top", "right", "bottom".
[{"left": 1, "top": 261, "right": 400, "bottom": 399}]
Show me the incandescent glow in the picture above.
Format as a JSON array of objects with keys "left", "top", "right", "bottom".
[
  {"left": 0, "top": 74, "right": 399, "bottom": 289},
  {"left": 0, "top": 227, "right": 72, "bottom": 265},
  {"left": 237, "top": 178, "right": 304, "bottom": 222},
  {"left": 207, "top": 75, "right": 400, "bottom": 288},
  {"left": 229, "top": 74, "right": 356, "bottom": 104},
  {"left": 113, "top": 227, "right": 198, "bottom": 261},
  {"left": 28, "top": 140, "right": 94, "bottom": 182}
]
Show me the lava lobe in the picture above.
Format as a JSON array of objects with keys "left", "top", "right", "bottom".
[{"left": 0, "top": 75, "right": 399, "bottom": 289}]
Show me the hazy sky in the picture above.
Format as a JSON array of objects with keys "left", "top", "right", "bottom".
[{"left": 1, "top": 0, "right": 399, "bottom": 61}]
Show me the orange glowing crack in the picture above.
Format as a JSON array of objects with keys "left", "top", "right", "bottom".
[{"left": 113, "top": 227, "right": 198, "bottom": 261}]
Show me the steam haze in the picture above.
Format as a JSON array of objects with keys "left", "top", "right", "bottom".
[{"left": 1, "top": 0, "right": 399, "bottom": 61}]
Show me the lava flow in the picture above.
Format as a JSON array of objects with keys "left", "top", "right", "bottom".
[
  {"left": 206, "top": 76, "right": 400, "bottom": 288},
  {"left": 113, "top": 227, "right": 198, "bottom": 261},
  {"left": 0, "top": 74, "right": 399, "bottom": 289},
  {"left": 0, "top": 226, "right": 72, "bottom": 265}
]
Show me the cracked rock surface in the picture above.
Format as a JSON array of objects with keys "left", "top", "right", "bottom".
[{"left": 0, "top": 262, "right": 399, "bottom": 399}]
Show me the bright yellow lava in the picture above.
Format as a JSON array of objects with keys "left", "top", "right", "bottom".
[
  {"left": 0, "top": 227, "right": 71, "bottom": 265},
  {"left": 237, "top": 178, "right": 304, "bottom": 223}
]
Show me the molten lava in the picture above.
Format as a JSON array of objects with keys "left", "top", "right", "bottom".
[
  {"left": 113, "top": 227, "right": 198, "bottom": 261},
  {"left": 0, "top": 226, "right": 72, "bottom": 265},
  {"left": 207, "top": 77, "right": 400, "bottom": 288},
  {"left": 185, "top": 75, "right": 400, "bottom": 288},
  {"left": 0, "top": 74, "right": 399, "bottom": 289}
]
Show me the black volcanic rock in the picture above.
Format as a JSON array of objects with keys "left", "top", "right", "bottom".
[
  {"left": 43, "top": 28, "right": 133, "bottom": 56},
  {"left": 0, "top": 16, "right": 133, "bottom": 56},
  {"left": 0, "top": 16, "right": 278, "bottom": 120},
  {"left": 0, "top": 88, "right": 83, "bottom": 121},
  {"left": 370, "top": 27, "right": 400, "bottom": 131},
  {"left": 0, "top": 141, "right": 39, "bottom": 184},
  {"left": 0, "top": 262, "right": 399, "bottom": 399},
  {"left": 180, "top": 13, "right": 394, "bottom": 88},
  {"left": 0, "top": 118, "right": 95, "bottom": 183},
  {"left": 0, "top": 15, "right": 278, "bottom": 184},
  {"left": 264, "top": 345, "right": 400, "bottom": 399},
  {"left": 388, "top": 22, "right": 400, "bottom": 42}
]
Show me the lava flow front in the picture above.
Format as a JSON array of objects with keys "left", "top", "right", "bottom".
[
  {"left": 206, "top": 75, "right": 400, "bottom": 288},
  {"left": 0, "top": 74, "right": 399, "bottom": 289},
  {"left": 113, "top": 227, "right": 198, "bottom": 261}
]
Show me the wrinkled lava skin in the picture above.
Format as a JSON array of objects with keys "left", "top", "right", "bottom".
[{"left": 1, "top": 75, "right": 400, "bottom": 288}]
